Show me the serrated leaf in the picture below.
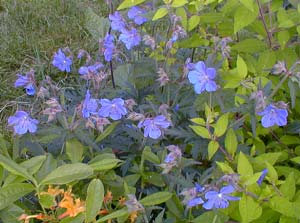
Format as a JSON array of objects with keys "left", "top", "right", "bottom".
[
  {"left": 152, "top": 8, "right": 168, "bottom": 21},
  {"left": 86, "top": 179, "right": 104, "bottom": 222},
  {"left": 0, "top": 183, "right": 35, "bottom": 210},
  {"left": 190, "top": 125, "right": 211, "bottom": 139},
  {"left": 66, "top": 138, "right": 84, "bottom": 163},
  {"left": 140, "top": 192, "right": 172, "bottom": 206},
  {"left": 208, "top": 140, "right": 219, "bottom": 160},
  {"left": 95, "top": 122, "right": 120, "bottom": 143},
  {"left": 117, "top": 0, "right": 146, "bottom": 10},
  {"left": 237, "top": 55, "right": 248, "bottom": 78},
  {"left": 239, "top": 194, "right": 262, "bottom": 223},
  {"left": 225, "top": 128, "right": 237, "bottom": 157},
  {"left": 96, "top": 208, "right": 128, "bottom": 222},
  {"left": 40, "top": 163, "right": 93, "bottom": 185},
  {"left": 238, "top": 152, "right": 253, "bottom": 176},
  {"left": 214, "top": 114, "right": 229, "bottom": 137}
]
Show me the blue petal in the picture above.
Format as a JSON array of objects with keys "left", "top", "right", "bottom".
[
  {"left": 187, "top": 198, "right": 204, "bottom": 207},
  {"left": 194, "top": 61, "right": 206, "bottom": 74},
  {"left": 188, "top": 71, "right": 200, "bottom": 84},
  {"left": 205, "top": 80, "right": 217, "bottom": 92},
  {"left": 206, "top": 68, "right": 216, "bottom": 79},
  {"left": 148, "top": 126, "right": 161, "bottom": 139},
  {"left": 220, "top": 185, "right": 235, "bottom": 194},
  {"left": 202, "top": 199, "right": 215, "bottom": 210}
]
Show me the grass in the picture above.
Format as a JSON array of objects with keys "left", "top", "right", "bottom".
[{"left": 0, "top": 0, "right": 108, "bottom": 133}]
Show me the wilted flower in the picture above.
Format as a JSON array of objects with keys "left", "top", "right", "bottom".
[
  {"left": 143, "top": 35, "right": 155, "bottom": 50},
  {"left": 109, "top": 11, "right": 126, "bottom": 32},
  {"left": 43, "top": 98, "right": 63, "bottom": 122},
  {"left": 271, "top": 61, "right": 287, "bottom": 75},
  {"left": 14, "top": 70, "right": 36, "bottom": 96},
  {"left": 125, "top": 99, "right": 137, "bottom": 111},
  {"left": 127, "top": 112, "right": 145, "bottom": 121},
  {"left": 52, "top": 49, "right": 72, "bottom": 72},
  {"left": 257, "top": 168, "right": 268, "bottom": 185},
  {"left": 181, "top": 183, "right": 204, "bottom": 208},
  {"left": 82, "top": 90, "right": 98, "bottom": 118},
  {"left": 92, "top": 117, "right": 111, "bottom": 132},
  {"left": 251, "top": 90, "right": 267, "bottom": 113},
  {"left": 170, "top": 25, "right": 186, "bottom": 42},
  {"left": 157, "top": 68, "right": 170, "bottom": 87},
  {"left": 138, "top": 115, "right": 171, "bottom": 139},
  {"left": 125, "top": 194, "right": 144, "bottom": 213},
  {"left": 160, "top": 145, "right": 182, "bottom": 173},
  {"left": 127, "top": 6, "right": 148, "bottom": 25},
  {"left": 213, "top": 37, "right": 232, "bottom": 59},
  {"left": 188, "top": 61, "right": 217, "bottom": 94},
  {"left": 8, "top": 111, "right": 39, "bottom": 135},
  {"left": 119, "top": 28, "right": 141, "bottom": 50},
  {"left": 257, "top": 103, "right": 288, "bottom": 128},
  {"left": 98, "top": 98, "right": 128, "bottom": 120},
  {"left": 203, "top": 185, "right": 240, "bottom": 210},
  {"left": 78, "top": 63, "right": 103, "bottom": 77},
  {"left": 103, "top": 33, "right": 115, "bottom": 62},
  {"left": 37, "top": 86, "right": 50, "bottom": 98}
]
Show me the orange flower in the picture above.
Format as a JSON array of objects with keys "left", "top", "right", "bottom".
[
  {"left": 18, "top": 213, "right": 48, "bottom": 223},
  {"left": 118, "top": 196, "right": 126, "bottom": 206},
  {"left": 40, "top": 185, "right": 64, "bottom": 197},
  {"left": 129, "top": 211, "right": 138, "bottom": 223},
  {"left": 98, "top": 209, "right": 109, "bottom": 215},
  {"left": 103, "top": 190, "right": 113, "bottom": 204},
  {"left": 58, "top": 190, "right": 85, "bottom": 219}
]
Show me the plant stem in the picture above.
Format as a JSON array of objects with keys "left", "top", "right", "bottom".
[
  {"left": 256, "top": 0, "right": 272, "bottom": 48},
  {"left": 268, "top": 73, "right": 290, "bottom": 99}
]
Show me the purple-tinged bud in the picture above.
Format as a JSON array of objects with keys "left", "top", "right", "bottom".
[{"left": 271, "top": 61, "right": 287, "bottom": 75}]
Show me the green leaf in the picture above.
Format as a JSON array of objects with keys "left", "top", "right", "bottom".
[
  {"left": 20, "top": 155, "right": 46, "bottom": 175},
  {"left": 60, "top": 213, "right": 85, "bottom": 223},
  {"left": 191, "top": 211, "right": 229, "bottom": 223},
  {"left": 86, "top": 179, "right": 104, "bottom": 222},
  {"left": 66, "top": 138, "right": 84, "bottom": 163},
  {"left": 231, "top": 39, "right": 266, "bottom": 53},
  {"left": 89, "top": 158, "right": 122, "bottom": 171},
  {"left": 140, "top": 192, "right": 172, "bottom": 206},
  {"left": 142, "top": 146, "right": 160, "bottom": 164},
  {"left": 188, "top": 15, "right": 200, "bottom": 31},
  {"left": 117, "top": 0, "right": 146, "bottom": 10},
  {"left": 0, "top": 183, "right": 35, "bottom": 210},
  {"left": 239, "top": 0, "right": 254, "bottom": 11},
  {"left": 0, "top": 154, "right": 35, "bottom": 184},
  {"left": 237, "top": 55, "right": 248, "bottom": 78},
  {"left": 190, "top": 125, "right": 211, "bottom": 139},
  {"left": 239, "top": 194, "right": 262, "bottom": 223},
  {"left": 0, "top": 204, "right": 24, "bottom": 223},
  {"left": 280, "top": 172, "right": 295, "bottom": 201},
  {"left": 40, "top": 163, "right": 93, "bottom": 185},
  {"left": 214, "top": 113, "right": 229, "bottom": 137},
  {"left": 208, "top": 140, "right": 219, "bottom": 160},
  {"left": 237, "top": 152, "right": 253, "bottom": 176},
  {"left": 85, "top": 7, "right": 109, "bottom": 40},
  {"left": 265, "top": 162, "right": 278, "bottom": 183},
  {"left": 225, "top": 128, "right": 237, "bottom": 157},
  {"left": 270, "top": 196, "right": 300, "bottom": 219},
  {"left": 216, "top": 162, "right": 234, "bottom": 174},
  {"left": 96, "top": 208, "right": 128, "bottom": 222},
  {"left": 39, "top": 194, "right": 56, "bottom": 209},
  {"left": 234, "top": 5, "right": 258, "bottom": 33},
  {"left": 291, "top": 156, "right": 300, "bottom": 164},
  {"left": 95, "top": 122, "right": 120, "bottom": 143},
  {"left": 179, "top": 33, "right": 209, "bottom": 48},
  {"left": 171, "top": 0, "right": 188, "bottom": 7},
  {"left": 152, "top": 8, "right": 168, "bottom": 21}
]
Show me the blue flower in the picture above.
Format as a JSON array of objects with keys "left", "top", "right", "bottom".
[
  {"left": 257, "top": 104, "right": 288, "bottom": 128},
  {"left": 128, "top": 6, "right": 148, "bottom": 25},
  {"left": 14, "top": 73, "right": 36, "bottom": 96},
  {"left": 79, "top": 63, "right": 103, "bottom": 76},
  {"left": 109, "top": 11, "right": 126, "bottom": 32},
  {"left": 195, "top": 183, "right": 205, "bottom": 193},
  {"left": 138, "top": 115, "right": 171, "bottom": 139},
  {"left": 257, "top": 168, "right": 268, "bottom": 185},
  {"left": 188, "top": 61, "right": 217, "bottom": 94},
  {"left": 98, "top": 98, "right": 128, "bottom": 120},
  {"left": 119, "top": 28, "right": 141, "bottom": 50},
  {"left": 8, "top": 111, "right": 39, "bottom": 135},
  {"left": 103, "top": 34, "right": 115, "bottom": 62},
  {"left": 82, "top": 90, "right": 99, "bottom": 118},
  {"left": 52, "top": 49, "right": 72, "bottom": 72},
  {"left": 187, "top": 197, "right": 204, "bottom": 208},
  {"left": 203, "top": 185, "right": 240, "bottom": 210}
]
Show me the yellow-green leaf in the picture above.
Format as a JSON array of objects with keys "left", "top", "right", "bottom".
[
  {"left": 225, "top": 128, "right": 237, "bottom": 157},
  {"left": 214, "top": 114, "right": 229, "bottom": 137},
  {"left": 237, "top": 55, "right": 248, "bottom": 78},
  {"left": 117, "top": 0, "right": 146, "bottom": 10},
  {"left": 188, "top": 15, "right": 200, "bottom": 31},
  {"left": 237, "top": 152, "right": 253, "bottom": 176},
  {"left": 152, "top": 8, "right": 168, "bottom": 21},
  {"left": 208, "top": 140, "right": 219, "bottom": 160},
  {"left": 239, "top": 194, "right": 262, "bottom": 223},
  {"left": 86, "top": 179, "right": 104, "bottom": 222},
  {"left": 190, "top": 125, "right": 211, "bottom": 139},
  {"left": 140, "top": 192, "right": 172, "bottom": 206},
  {"left": 171, "top": 0, "right": 188, "bottom": 7}
]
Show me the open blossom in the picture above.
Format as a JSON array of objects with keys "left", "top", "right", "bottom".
[
  {"left": 109, "top": 11, "right": 126, "bottom": 32},
  {"left": 257, "top": 103, "right": 288, "bottom": 128},
  {"left": 188, "top": 61, "right": 217, "bottom": 94},
  {"left": 52, "top": 49, "right": 72, "bottom": 72},
  {"left": 138, "top": 115, "right": 171, "bottom": 139},
  {"left": 127, "top": 6, "right": 148, "bottom": 25},
  {"left": 14, "top": 70, "right": 35, "bottom": 95},
  {"left": 98, "top": 98, "right": 128, "bottom": 120},
  {"left": 119, "top": 28, "right": 141, "bottom": 50},
  {"left": 203, "top": 185, "right": 240, "bottom": 210},
  {"left": 8, "top": 111, "right": 39, "bottom": 135},
  {"left": 82, "top": 90, "right": 98, "bottom": 118}
]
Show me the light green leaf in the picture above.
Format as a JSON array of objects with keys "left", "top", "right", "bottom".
[
  {"left": 179, "top": 33, "right": 209, "bottom": 48},
  {"left": 231, "top": 39, "right": 266, "bottom": 53},
  {"left": 234, "top": 5, "right": 257, "bottom": 33},
  {"left": 216, "top": 162, "right": 234, "bottom": 174},
  {"left": 188, "top": 15, "right": 200, "bottom": 31},
  {"left": 40, "top": 163, "right": 93, "bottom": 185},
  {"left": 60, "top": 213, "right": 85, "bottom": 223},
  {"left": 237, "top": 55, "right": 248, "bottom": 78},
  {"left": 237, "top": 152, "right": 253, "bottom": 176},
  {"left": 239, "top": 194, "right": 262, "bottom": 223},
  {"left": 117, "top": 0, "right": 146, "bottom": 10},
  {"left": 239, "top": 0, "right": 254, "bottom": 11},
  {"left": 86, "top": 179, "right": 104, "bottom": 222},
  {"left": 265, "top": 162, "right": 278, "bottom": 183},
  {"left": 0, "top": 183, "right": 35, "bottom": 210},
  {"left": 171, "top": 0, "right": 188, "bottom": 7},
  {"left": 89, "top": 158, "right": 122, "bottom": 171},
  {"left": 291, "top": 156, "right": 300, "bottom": 164},
  {"left": 66, "top": 138, "right": 84, "bottom": 163},
  {"left": 225, "top": 128, "right": 237, "bottom": 157},
  {"left": 140, "top": 192, "right": 172, "bottom": 206},
  {"left": 142, "top": 146, "right": 160, "bottom": 164},
  {"left": 191, "top": 211, "right": 229, "bottom": 223},
  {"left": 280, "top": 172, "right": 295, "bottom": 201},
  {"left": 95, "top": 122, "right": 120, "bottom": 143},
  {"left": 214, "top": 113, "right": 229, "bottom": 137},
  {"left": 20, "top": 155, "right": 46, "bottom": 175},
  {"left": 96, "top": 208, "right": 128, "bottom": 222},
  {"left": 190, "top": 125, "right": 211, "bottom": 139},
  {"left": 208, "top": 140, "right": 219, "bottom": 160},
  {"left": 39, "top": 194, "right": 56, "bottom": 209},
  {"left": 152, "top": 8, "right": 168, "bottom": 21}
]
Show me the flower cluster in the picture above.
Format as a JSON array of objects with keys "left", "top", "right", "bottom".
[{"left": 257, "top": 103, "right": 288, "bottom": 128}]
